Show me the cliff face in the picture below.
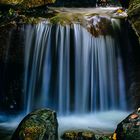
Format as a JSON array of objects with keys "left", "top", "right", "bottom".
[{"left": 128, "top": 0, "right": 140, "bottom": 43}]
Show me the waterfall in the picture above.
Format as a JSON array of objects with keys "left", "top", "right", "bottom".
[{"left": 24, "top": 19, "right": 127, "bottom": 115}]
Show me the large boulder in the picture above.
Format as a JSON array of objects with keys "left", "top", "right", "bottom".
[
  {"left": 11, "top": 108, "right": 58, "bottom": 140},
  {"left": 128, "top": 0, "right": 140, "bottom": 43},
  {"left": 114, "top": 108, "right": 140, "bottom": 140}
]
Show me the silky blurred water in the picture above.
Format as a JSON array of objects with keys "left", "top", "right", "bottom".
[{"left": 24, "top": 19, "right": 127, "bottom": 115}]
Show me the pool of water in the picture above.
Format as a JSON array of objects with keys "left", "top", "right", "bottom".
[{"left": 0, "top": 110, "right": 129, "bottom": 139}]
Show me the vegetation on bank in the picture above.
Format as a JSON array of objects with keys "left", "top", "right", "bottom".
[
  {"left": 128, "top": 0, "right": 140, "bottom": 43},
  {"left": 0, "top": 0, "right": 56, "bottom": 8}
]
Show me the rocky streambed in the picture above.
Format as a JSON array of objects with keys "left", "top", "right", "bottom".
[{"left": 0, "top": 108, "right": 139, "bottom": 140}]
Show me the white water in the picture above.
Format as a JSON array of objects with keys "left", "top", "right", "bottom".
[
  {"left": 0, "top": 111, "right": 129, "bottom": 138},
  {"left": 0, "top": 111, "right": 129, "bottom": 129},
  {"left": 0, "top": 16, "right": 130, "bottom": 138},
  {"left": 24, "top": 19, "right": 127, "bottom": 115},
  {"left": 58, "top": 111, "right": 129, "bottom": 133}
]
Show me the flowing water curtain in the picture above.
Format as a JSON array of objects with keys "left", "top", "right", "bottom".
[{"left": 24, "top": 20, "right": 127, "bottom": 115}]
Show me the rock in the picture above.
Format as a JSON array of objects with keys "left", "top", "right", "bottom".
[
  {"left": 95, "top": 134, "right": 112, "bottom": 140},
  {"left": 21, "top": 0, "right": 56, "bottom": 8},
  {"left": 61, "top": 130, "right": 96, "bottom": 140},
  {"left": 0, "top": 0, "right": 56, "bottom": 8},
  {"left": 112, "top": 8, "right": 128, "bottom": 18},
  {"left": 0, "top": 0, "right": 23, "bottom": 5},
  {"left": 114, "top": 108, "right": 140, "bottom": 140},
  {"left": 11, "top": 108, "right": 58, "bottom": 140},
  {"left": 128, "top": 0, "right": 140, "bottom": 43},
  {"left": 98, "top": 136, "right": 111, "bottom": 140}
]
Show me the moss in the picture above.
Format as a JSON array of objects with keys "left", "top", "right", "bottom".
[
  {"left": 12, "top": 109, "right": 58, "bottom": 140},
  {"left": 128, "top": 0, "right": 140, "bottom": 43},
  {"left": 99, "top": 136, "right": 111, "bottom": 140},
  {"left": 0, "top": 0, "right": 23, "bottom": 5},
  {"left": 61, "top": 130, "right": 95, "bottom": 140},
  {"left": 62, "top": 130, "right": 114, "bottom": 140},
  {"left": 133, "top": 21, "right": 140, "bottom": 32},
  {"left": 0, "top": 0, "right": 56, "bottom": 8},
  {"left": 50, "top": 13, "right": 84, "bottom": 25}
]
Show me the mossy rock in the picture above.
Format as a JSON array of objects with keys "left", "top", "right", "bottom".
[
  {"left": 0, "top": 0, "right": 23, "bottom": 5},
  {"left": 11, "top": 108, "right": 58, "bottom": 140},
  {"left": 61, "top": 130, "right": 96, "bottom": 140},
  {"left": 21, "top": 0, "right": 56, "bottom": 8},
  {"left": 114, "top": 108, "right": 140, "bottom": 140},
  {"left": 128, "top": 0, "right": 140, "bottom": 43},
  {"left": 95, "top": 132, "right": 112, "bottom": 140},
  {"left": 98, "top": 136, "right": 111, "bottom": 140},
  {"left": 49, "top": 12, "right": 85, "bottom": 25},
  {"left": 0, "top": 0, "right": 56, "bottom": 8}
]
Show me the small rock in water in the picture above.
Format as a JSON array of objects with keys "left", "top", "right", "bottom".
[
  {"left": 112, "top": 8, "right": 127, "bottom": 18},
  {"left": 61, "top": 130, "right": 96, "bottom": 140},
  {"left": 62, "top": 130, "right": 113, "bottom": 140}
]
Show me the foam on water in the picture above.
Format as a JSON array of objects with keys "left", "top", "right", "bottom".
[
  {"left": 0, "top": 114, "right": 24, "bottom": 129},
  {"left": 24, "top": 21, "right": 127, "bottom": 115},
  {"left": 58, "top": 111, "right": 130, "bottom": 134},
  {"left": 0, "top": 111, "right": 129, "bottom": 137}
]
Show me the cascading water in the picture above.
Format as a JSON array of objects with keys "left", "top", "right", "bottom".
[{"left": 24, "top": 18, "right": 127, "bottom": 116}]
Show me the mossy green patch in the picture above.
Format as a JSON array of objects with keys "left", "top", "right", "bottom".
[
  {"left": 12, "top": 109, "right": 58, "bottom": 140},
  {"left": 50, "top": 13, "right": 84, "bottom": 25}
]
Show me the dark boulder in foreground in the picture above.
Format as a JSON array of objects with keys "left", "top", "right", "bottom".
[
  {"left": 114, "top": 108, "right": 140, "bottom": 140},
  {"left": 11, "top": 108, "right": 58, "bottom": 140}
]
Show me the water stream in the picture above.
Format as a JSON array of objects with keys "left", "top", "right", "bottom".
[
  {"left": 24, "top": 19, "right": 127, "bottom": 116},
  {"left": 0, "top": 9, "right": 132, "bottom": 139}
]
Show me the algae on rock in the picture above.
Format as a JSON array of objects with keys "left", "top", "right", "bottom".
[{"left": 11, "top": 109, "right": 58, "bottom": 140}]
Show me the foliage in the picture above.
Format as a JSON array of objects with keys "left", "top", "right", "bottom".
[
  {"left": 21, "top": 0, "right": 56, "bottom": 8},
  {"left": 8, "top": 8, "right": 15, "bottom": 15},
  {"left": 0, "top": 0, "right": 23, "bottom": 4},
  {"left": 128, "top": 0, "right": 140, "bottom": 43},
  {"left": 0, "top": 0, "right": 56, "bottom": 8}
]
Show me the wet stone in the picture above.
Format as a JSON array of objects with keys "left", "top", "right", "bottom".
[
  {"left": 61, "top": 130, "right": 96, "bottom": 140},
  {"left": 114, "top": 108, "right": 140, "bottom": 140},
  {"left": 11, "top": 108, "right": 58, "bottom": 140}
]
